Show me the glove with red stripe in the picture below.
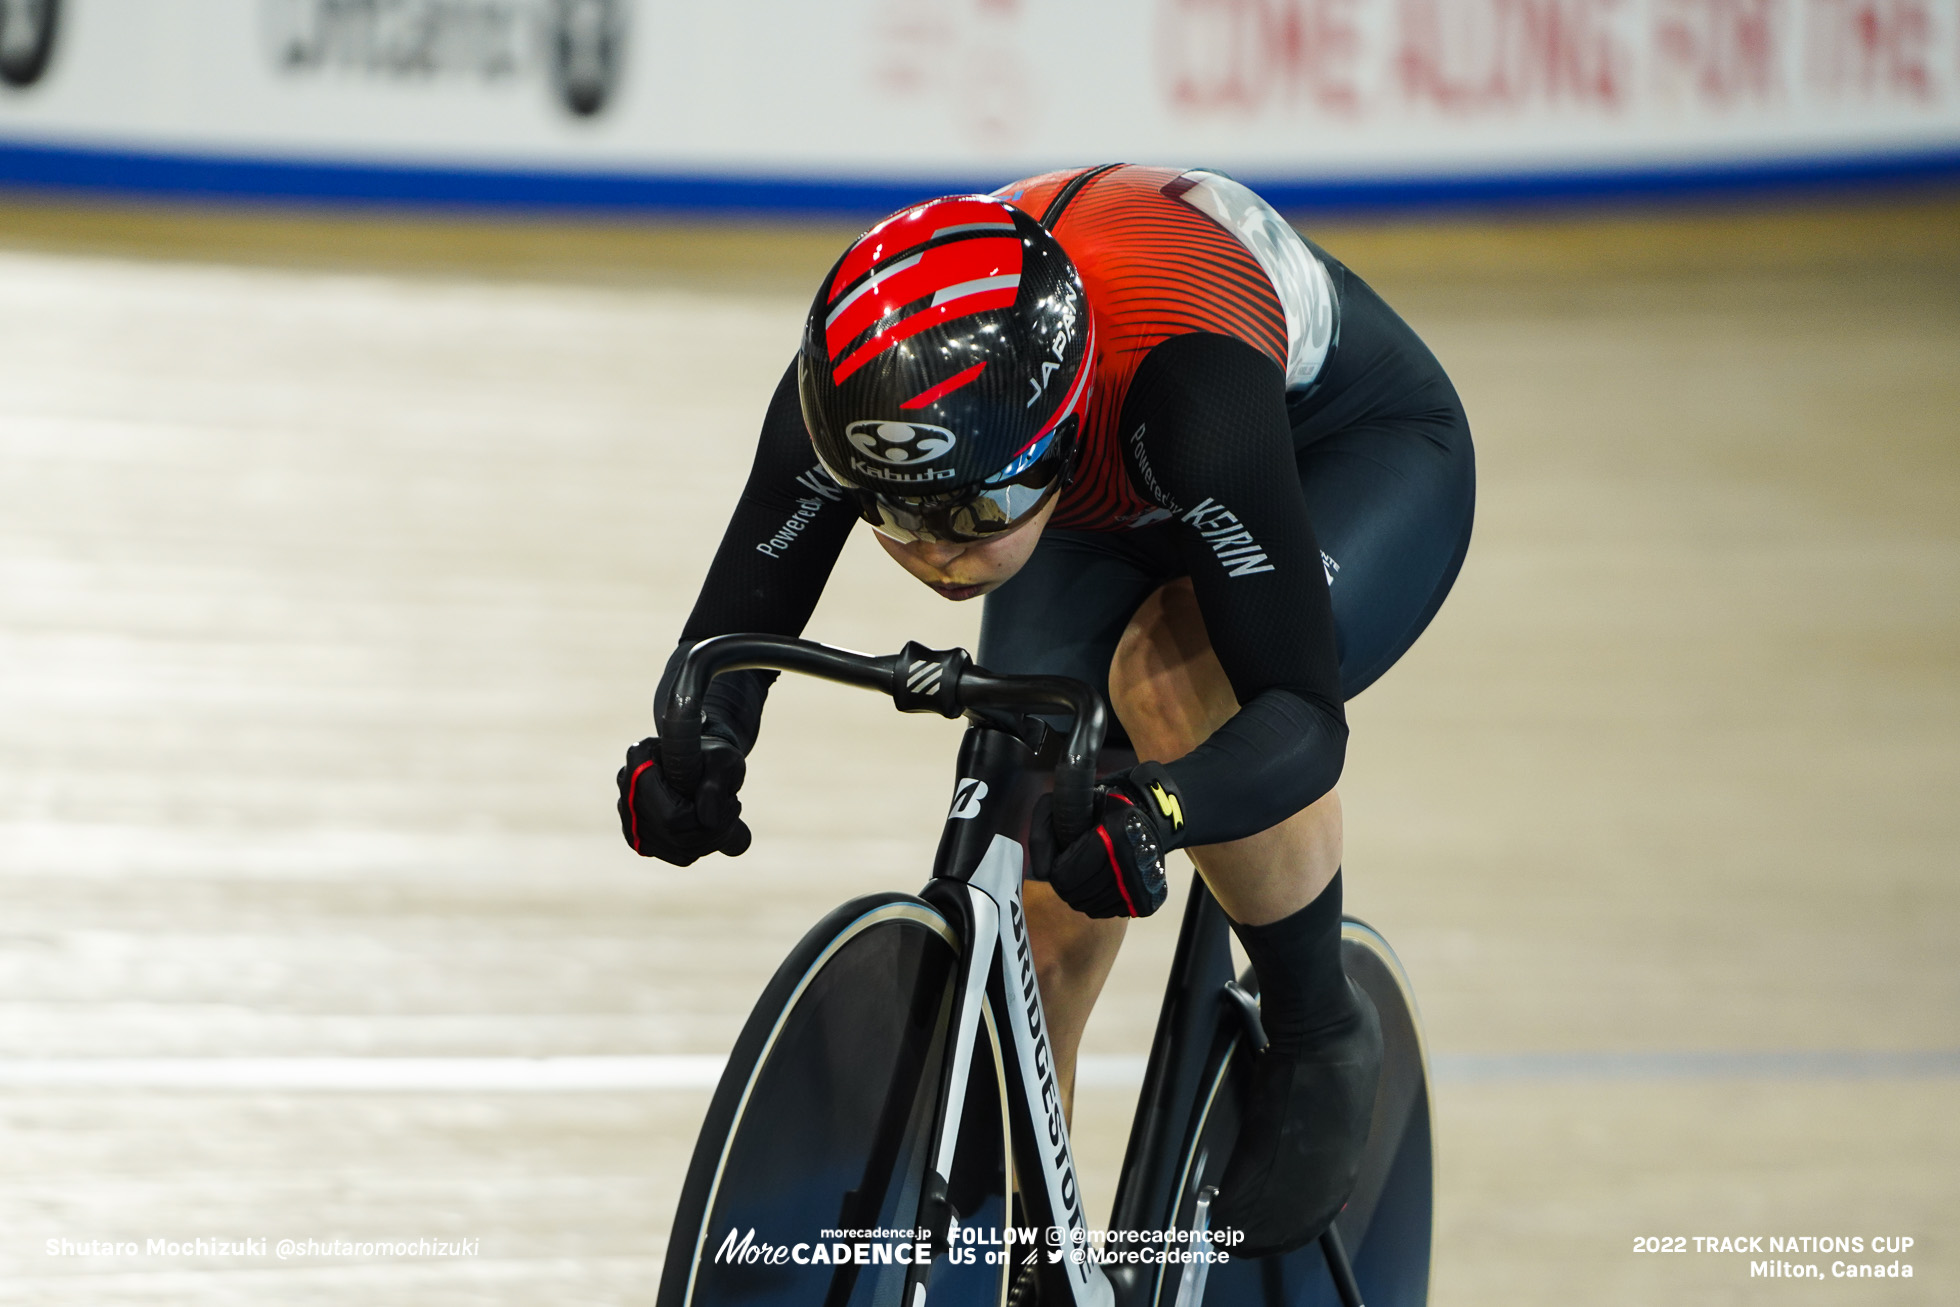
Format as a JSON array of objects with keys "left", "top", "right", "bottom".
[
  {"left": 616, "top": 736, "right": 752, "bottom": 866},
  {"left": 1030, "top": 762, "right": 1187, "bottom": 919}
]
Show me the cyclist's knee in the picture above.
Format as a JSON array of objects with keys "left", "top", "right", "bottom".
[
  {"left": 1108, "top": 579, "right": 1238, "bottom": 761},
  {"left": 1021, "top": 880, "right": 1127, "bottom": 995}
]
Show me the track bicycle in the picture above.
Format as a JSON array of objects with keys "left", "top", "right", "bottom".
[{"left": 653, "top": 634, "right": 1434, "bottom": 1307}]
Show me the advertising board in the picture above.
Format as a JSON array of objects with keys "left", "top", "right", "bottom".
[{"left": 1, "top": 0, "right": 1956, "bottom": 210}]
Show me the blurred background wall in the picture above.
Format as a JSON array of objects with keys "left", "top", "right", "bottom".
[{"left": 1, "top": 0, "right": 1957, "bottom": 211}]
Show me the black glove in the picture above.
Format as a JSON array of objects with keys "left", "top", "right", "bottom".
[
  {"left": 617, "top": 736, "right": 752, "bottom": 866},
  {"left": 1030, "top": 762, "right": 1187, "bottom": 919}
]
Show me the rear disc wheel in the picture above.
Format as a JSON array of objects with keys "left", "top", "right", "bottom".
[{"left": 1156, "top": 917, "right": 1434, "bottom": 1307}]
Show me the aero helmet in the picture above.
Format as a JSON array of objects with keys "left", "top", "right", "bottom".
[{"left": 799, "top": 195, "right": 1094, "bottom": 544}]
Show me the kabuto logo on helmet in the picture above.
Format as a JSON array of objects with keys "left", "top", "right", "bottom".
[{"left": 846, "top": 420, "right": 958, "bottom": 466}]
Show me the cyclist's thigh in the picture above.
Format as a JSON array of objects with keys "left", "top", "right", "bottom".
[
  {"left": 1298, "top": 406, "right": 1476, "bottom": 699},
  {"left": 978, "top": 527, "right": 1170, "bottom": 745}
]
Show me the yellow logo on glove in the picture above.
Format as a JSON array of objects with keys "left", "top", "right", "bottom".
[{"left": 1149, "top": 780, "right": 1184, "bottom": 831}]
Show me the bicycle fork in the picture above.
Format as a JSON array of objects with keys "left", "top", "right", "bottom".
[{"left": 903, "top": 834, "right": 1116, "bottom": 1307}]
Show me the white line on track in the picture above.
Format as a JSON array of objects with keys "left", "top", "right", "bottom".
[
  {"left": 1435, "top": 1049, "right": 1960, "bottom": 1082},
  {"left": 0, "top": 1051, "right": 1953, "bottom": 1091},
  {"left": 0, "top": 1056, "right": 729, "bottom": 1091}
]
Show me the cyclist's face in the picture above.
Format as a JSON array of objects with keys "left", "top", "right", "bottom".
[{"left": 874, "top": 495, "right": 1060, "bottom": 602}]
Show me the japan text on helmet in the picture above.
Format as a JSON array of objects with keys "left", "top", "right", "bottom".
[{"left": 798, "top": 195, "right": 1094, "bottom": 544}]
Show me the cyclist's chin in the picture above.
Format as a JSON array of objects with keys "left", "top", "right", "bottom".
[{"left": 926, "top": 579, "right": 995, "bottom": 602}]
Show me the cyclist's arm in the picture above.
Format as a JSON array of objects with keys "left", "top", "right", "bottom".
[
  {"left": 1122, "top": 332, "right": 1348, "bottom": 847},
  {"left": 656, "top": 360, "right": 858, "bottom": 754}
]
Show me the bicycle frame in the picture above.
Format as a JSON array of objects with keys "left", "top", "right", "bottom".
[
  {"left": 658, "top": 633, "right": 1393, "bottom": 1307},
  {"left": 916, "top": 725, "right": 1118, "bottom": 1307},
  {"left": 664, "top": 635, "right": 1118, "bottom": 1307}
]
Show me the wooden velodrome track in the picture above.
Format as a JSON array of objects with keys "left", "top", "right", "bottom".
[{"left": 0, "top": 193, "right": 1954, "bottom": 1305}]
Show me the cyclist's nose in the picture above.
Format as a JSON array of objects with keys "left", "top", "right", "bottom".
[{"left": 914, "top": 541, "right": 966, "bottom": 569}]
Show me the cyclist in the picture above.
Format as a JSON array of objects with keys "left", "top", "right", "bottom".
[{"left": 618, "top": 164, "right": 1474, "bottom": 1258}]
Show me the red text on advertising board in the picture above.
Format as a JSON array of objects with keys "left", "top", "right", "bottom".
[
  {"left": 1159, "top": 0, "right": 1366, "bottom": 114},
  {"left": 1397, "top": 0, "right": 1633, "bottom": 111},
  {"left": 1806, "top": 0, "right": 1939, "bottom": 100},
  {"left": 1654, "top": 0, "right": 1784, "bottom": 104}
]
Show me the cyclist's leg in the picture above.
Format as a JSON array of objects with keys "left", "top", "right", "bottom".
[
  {"left": 1108, "top": 403, "right": 1475, "bottom": 913},
  {"left": 979, "top": 527, "right": 1166, "bottom": 1118},
  {"left": 1109, "top": 578, "right": 1344, "bottom": 926},
  {"left": 978, "top": 528, "right": 1168, "bottom": 727},
  {"left": 1108, "top": 406, "right": 1473, "bottom": 1255},
  {"left": 1016, "top": 882, "right": 1117, "bottom": 1120},
  {"left": 1299, "top": 406, "right": 1476, "bottom": 701}
]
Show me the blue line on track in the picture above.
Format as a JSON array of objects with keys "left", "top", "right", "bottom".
[{"left": 1, "top": 138, "right": 1958, "bottom": 217}]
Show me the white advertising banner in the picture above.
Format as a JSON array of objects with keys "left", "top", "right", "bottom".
[{"left": 1, "top": 0, "right": 1957, "bottom": 208}]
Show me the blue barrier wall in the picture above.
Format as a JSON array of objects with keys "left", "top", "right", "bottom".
[{"left": 4, "top": 0, "right": 1958, "bottom": 215}]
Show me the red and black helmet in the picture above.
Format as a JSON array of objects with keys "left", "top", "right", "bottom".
[{"left": 798, "top": 195, "right": 1094, "bottom": 544}]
